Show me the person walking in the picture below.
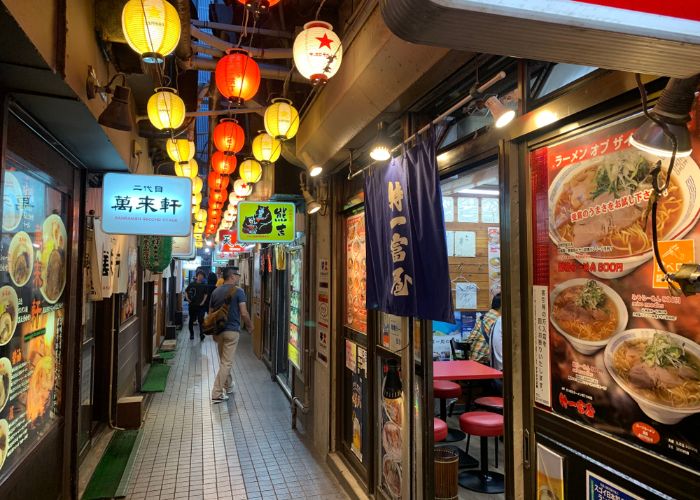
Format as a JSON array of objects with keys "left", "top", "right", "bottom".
[
  {"left": 185, "top": 270, "right": 208, "bottom": 340},
  {"left": 209, "top": 267, "right": 253, "bottom": 403}
]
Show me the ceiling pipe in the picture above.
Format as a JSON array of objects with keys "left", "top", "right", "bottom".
[
  {"left": 135, "top": 105, "right": 264, "bottom": 122},
  {"left": 174, "top": 0, "right": 193, "bottom": 60},
  {"left": 191, "top": 19, "right": 293, "bottom": 39},
  {"left": 186, "top": 57, "right": 308, "bottom": 84},
  {"left": 190, "top": 26, "right": 293, "bottom": 59}
]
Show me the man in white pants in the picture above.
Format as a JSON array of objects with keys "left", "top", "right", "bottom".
[{"left": 209, "top": 267, "right": 253, "bottom": 403}]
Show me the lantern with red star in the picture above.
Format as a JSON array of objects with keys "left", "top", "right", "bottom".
[
  {"left": 211, "top": 151, "right": 238, "bottom": 175},
  {"left": 215, "top": 48, "right": 260, "bottom": 104},
  {"left": 213, "top": 118, "right": 245, "bottom": 153},
  {"left": 292, "top": 21, "right": 342, "bottom": 84}
]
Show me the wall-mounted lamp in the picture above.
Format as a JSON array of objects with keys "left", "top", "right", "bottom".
[
  {"left": 86, "top": 67, "right": 132, "bottom": 131},
  {"left": 370, "top": 121, "right": 392, "bottom": 161},
  {"left": 300, "top": 172, "right": 327, "bottom": 215},
  {"left": 484, "top": 96, "right": 515, "bottom": 128}
]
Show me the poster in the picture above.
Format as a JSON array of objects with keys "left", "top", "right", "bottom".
[
  {"left": 380, "top": 364, "right": 404, "bottom": 499},
  {"left": 457, "top": 197, "right": 479, "bottom": 222},
  {"left": 432, "top": 312, "right": 478, "bottom": 360},
  {"left": 0, "top": 163, "right": 67, "bottom": 480},
  {"left": 455, "top": 282, "right": 478, "bottom": 309},
  {"left": 481, "top": 197, "right": 500, "bottom": 223},
  {"left": 536, "top": 443, "right": 565, "bottom": 500},
  {"left": 345, "top": 212, "right": 367, "bottom": 334},
  {"left": 487, "top": 227, "right": 502, "bottom": 298},
  {"left": 288, "top": 250, "right": 302, "bottom": 370},
  {"left": 317, "top": 258, "right": 330, "bottom": 366},
  {"left": 237, "top": 201, "right": 295, "bottom": 243},
  {"left": 586, "top": 471, "right": 642, "bottom": 500},
  {"left": 119, "top": 245, "right": 138, "bottom": 324},
  {"left": 454, "top": 231, "right": 476, "bottom": 257},
  {"left": 530, "top": 113, "right": 700, "bottom": 469},
  {"left": 445, "top": 230, "right": 455, "bottom": 257},
  {"left": 381, "top": 314, "right": 403, "bottom": 352},
  {"left": 442, "top": 196, "right": 454, "bottom": 223},
  {"left": 345, "top": 339, "right": 357, "bottom": 373}
]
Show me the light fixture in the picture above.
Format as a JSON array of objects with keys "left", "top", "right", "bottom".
[
  {"left": 456, "top": 188, "right": 500, "bottom": 196},
  {"left": 239, "top": 158, "right": 263, "bottom": 183},
  {"left": 383, "top": 359, "right": 403, "bottom": 399},
  {"left": 293, "top": 21, "right": 343, "bottom": 85},
  {"left": 192, "top": 203, "right": 200, "bottom": 214},
  {"left": 229, "top": 192, "right": 245, "bottom": 204},
  {"left": 204, "top": 247, "right": 210, "bottom": 253},
  {"left": 208, "top": 172, "right": 230, "bottom": 191},
  {"left": 211, "top": 151, "right": 238, "bottom": 175},
  {"left": 237, "top": 0, "right": 281, "bottom": 18},
  {"left": 166, "top": 138, "right": 195, "bottom": 163},
  {"left": 264, "top": 98, "right": 299, "bottom": 140},
  {"left": 121, "top": 0, "right": 181, "bottom": 64},
  {"left": 175, "top": 159, "right": 198, "bottom": 179},
  {"left": 300, "top": 172, "right": 323, "bottom": 215},
  {"left": 215, "top": 49, "right": 261, "bottom": 105},
  {"left": 370, "top": 122, "right": 391, "bottom": 161},
  {"left": 309, "top": 165, "right": 323, "bottom": 177},
  {"left": 484, "top": 96, "right": 515, "bottom": 128},
  {"left": 147, "top": 88, "right": 186, "bottom": 131},
  {"left": 630, "top": 76, "right": 700, "bottom": 158},
  {"left": 192, "top": 192, "right": 202, "bottom": 206},
  {"left": 86, "top": 70, "right": 133, "bottom": 131},
  {"left": 233, "top": 179, "right": 253, "bottom": 197},
  {"left": 251, "top": 131, "right": 281, "bottom": 164},
  {"left": 195, "top": 208, "right": 207, "bottom": 223},
  {"left": 213, "top": 118, "right": 245, "bottom": 153},
  {"left": 191, "top": 176, "right": 203, "bottom": 194},
  {"left": 209, "top": 189, "right": 227, "bottom": 205}
]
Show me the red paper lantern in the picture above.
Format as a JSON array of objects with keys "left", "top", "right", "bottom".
[
  {"left": 208, "top": 172, "right": 230, "bottom": 191},
  {"left": 211, "top": 151, "right": 238, "bottom": 175},
  {"left": 209, "top": 201, "right": 224, "bottom": 211},
  {"left": 209, "top": 189, "right": 227, "bottom": 205},
  {"left": 237, "top": 0, "right": 281, "bottom": 9},
  {"left": 213, "top": 118, "right": 245, "bottom": 153},
  {"left": 215, "top": 49, "right": 260, "bottom": 104}
]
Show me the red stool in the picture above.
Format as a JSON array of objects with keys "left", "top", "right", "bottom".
[
  {"left": 458, "top": 411, "right": 504, "bottom": 494},
  {"left": 474, "top": 396, "right": 504, "bottom": 468},
  {"left": 434, "top": 418, "right": 448, "bottom": 442},
  {"left": 433, "top": 380, "right": 466, "bottom": 442}
]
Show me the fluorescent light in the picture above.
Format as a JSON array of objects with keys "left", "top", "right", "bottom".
[{"left": 456, "top": 188, "right": 500, "bottom": 196}]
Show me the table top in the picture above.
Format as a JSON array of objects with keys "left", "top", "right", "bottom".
[{"left": 433, "top": 360, "right": 503, "bottom": 381}]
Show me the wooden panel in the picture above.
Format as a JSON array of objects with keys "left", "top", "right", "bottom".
[{"left": 117, "top": 315, "right": 140, "bottom": 398}]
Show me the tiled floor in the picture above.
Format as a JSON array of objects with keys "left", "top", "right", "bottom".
[{"left": 125, "top": 327, "right": 348, "bottom": 500}]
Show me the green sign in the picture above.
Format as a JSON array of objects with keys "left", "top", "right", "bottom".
[{"left": 237, "top": 201, "right": 296, "bottom": 242}]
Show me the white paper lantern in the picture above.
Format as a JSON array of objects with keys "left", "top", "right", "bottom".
[
  {"left": 233, "top": 179, "right": 253, "bottom": 197},
  {"left": 293, "top": 21, "right": 342, "bottom": 84},
  {"left": 229, "top": 192, "right": 245, "bottom": 204}
]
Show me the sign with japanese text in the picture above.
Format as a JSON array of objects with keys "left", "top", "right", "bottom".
[
  {"left": 217, "top": 230, "right": 245, "bottom": 258},
  {"left": 102, "top": 173, "right": 192, "bottom": 236},
  {"left": 288, "top": 249, "right": 302, "bottom": 370},
  {"left": 236, "top": 201, "right": 295, "bottom": 243},
  {"left": 364, "top": 130, "right": 453, "bottom": 322},
  {"left": 530, "top": 112, "right": 700, "bottom": 470},
  {"left": 586, "top": 471, "right": 642, "bottom": 500}
]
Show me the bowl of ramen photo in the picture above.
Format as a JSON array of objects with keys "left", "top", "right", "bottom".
[
  {"left": 0, "top": 419, "right": 8, "bottom": 471},
  {"left": 604, "top": 329, "right": 700, "bottom": 424},
  {"left": 382, "top": 455, "right": 402, "bottom": 498},
  {"left": 550, "top": 279, "right": 628, "bottom": 355},
  {"left": 40, "top": 214, "right": 67, "bottom": 304},
  {"left": 0, "top": 286, "right": 18, "bottom": 346},
  {"left": 8, "top": 231, "right": 34, "bottom": 287},
  {"left": 0, "top": 358, "right": 11, "bottom": 412},
  {"left": 548, "top": 150, "right": 700, "bottom": 278}
]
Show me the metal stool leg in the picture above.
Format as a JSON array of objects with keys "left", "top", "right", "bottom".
[
  {"left": 494, "top": 437, "right": 498, "bottom": 468},
  {"left": 458, "top": 436, "right": 505, "bottom": 493}
]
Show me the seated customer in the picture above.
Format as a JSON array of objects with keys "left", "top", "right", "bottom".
[
  {"left": 491, "top": 315, "right": 504, "bottom": 395},
  {"left": 464, "top": 293, "right": 501, "bottom": 365}
]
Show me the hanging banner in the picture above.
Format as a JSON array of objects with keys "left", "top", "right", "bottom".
[
  {"left": 237, "top": 201, "right": 295, "bottom": 242},
  {"left": 364, "top": 130, "right": 453, "bottom": 322},
  {"left": 530, "top": 112, "right": 700, "bottom": 470},
  {"left": 102, "top": 173, "right": 192, "bottom": 236}
]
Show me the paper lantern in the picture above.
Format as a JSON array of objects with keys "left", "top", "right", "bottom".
[
  {"left": 251, "top": 131, "right": 281, "bottom": 164},
  {"left": 139, "top": 235, "right": 172, "bottom": 273},
  {"left": 194, "top": 222, "right": 206, "bottom": 233},
  {"left": 215, "top": 49, "right": 261, "bottom": 104},
  {"left": 233, "top": 179, "right": 253, "bottom": 197},
  {"left": 147, "top": 88, "right": 186, "bottom": 130},
  {"left": 213, "top": 119, "right": 245, "bottom": 153},
  {"left": 293, "top": 21, "right": 342, "bottom": 84},
  {"left": 239, "top": 158, "right": 263, "bottom": 183},
  {"left": 195, "top": 208, "right": 207, "bottom": 222},
  {"left": 209, "top": 189, "right": 227, "bottom": 205},
  {"left": 207, "top": 172, "right": 230, "bottom": 191},
  {"left": 236, "top": 0, "right": 281, "bottom": 10},
  {"left": 208, "top": 207, "right": 222, "bottom": 219},
  {"left": 175, "top": 159, "right": 198, "bottom": 179},
  {"left": 192, "top": 203, "right": 199, "bottom": 214},
  {"left": 121, "top": 0, "right": 180, "bottom": 63},
  {"left": 264, "top": 98, "right": 299, "bottom": 140},
  {"left": 209, "top": 200, "right": 224, "bottom": 210},
  {"left": 228, "top": 192, "right": 245, "bottom": 204},
  {"left": 224, "top": 210, "right": 236, "bottom": 222},
  {"left": 166, "top": 138, "right": 195, "bottom": 163},
  {"left": 226, "top": 203, "right": 238, "bottom": 214},
  {"left": 191, "top": 176, "right": 203, "bottom": 194},
  {"left": 211, "top": 151, "right": 237, "bottom": 175},
  {"left": 192, "top": 192, "right": 202, "bottom": 206}
]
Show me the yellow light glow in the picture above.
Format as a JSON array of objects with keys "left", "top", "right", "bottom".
[
  {"left": 121, "top": 0, "right": 181, "bottom": 63},
  {"left": 251, "top": 131, "right": 281, "bottom": 164},
  {"left": 175, "top": 158, "right": 198, "bottom": 179},
  {"left": 191, "top": 176, "right": 203, "bottom": 194},
  {"left": 167, "top": 138, "right": 195, "bottom": 163},
  {"left": 239, "top": 159, "right": 263, "bottom": 183},
  {"left": 264, "top": 98, "right": 299, "bottom": 140},
  {"left": 147, "top": 88, "right": 186, "bottom": 130}
]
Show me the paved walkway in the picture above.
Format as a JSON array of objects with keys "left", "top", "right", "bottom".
[{"left": 125, "top": 328, "right": 347, "bottom": 500}]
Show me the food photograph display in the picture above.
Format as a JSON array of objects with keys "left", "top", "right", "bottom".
[
  {"left": 345, "top": 212, "right": 367, "bottom": 334},
  {"left": 531, "top": 113, "right": 700, "bottom": 470},
  {"left": 0, "top": 165, "right": 66, "bottom": 478}
]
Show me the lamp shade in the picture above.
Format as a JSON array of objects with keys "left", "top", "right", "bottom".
[
  {"left": 211, "top": 151, "right": 238, "bottom": 175},
  {"left": 213, "top": 118, "right": 245, "bottom": 153},
  {"left": 191, "top": 192, "right": 202, "bottom": 206},
  {"left": 209, "top": 189, "right": 227, "bottom": 205},
  {"left": 98, "top": 85, "right": 133, "bottom": 131},
  {"left": 484, "top": 96, "right": 515, "bottom": 128},
  {"left": 191, "top": 176, "right": 203, "bottom": 194},
  {"left": 239, "top": 159, "right": 263, "bottom": 183},
  {"left": 121, "top": 0, "right": 180, "bottom": 63},
  {"left": 215, "top": 49, "right": 261, "bottom": 104},
  {"left": 233, "top": 179, "right": 253, "bottom": 197},
  {"left": 251, "top": 131, "right": 281, "bottom": 164},
  {"left": 208, "top": 172, "right": 230, "bottom": 191},
  {"left": 264, "top": 98, "right": 299, "bottom": 140},
  {"left": 139, "top": 235, "right": 173, "bottom": 273},
  {"left": 293, "top": 21, "right": 342, "bottom": 84},
  {"left": 175, "top": 159, "right": 198, "bottom": 179},
  {"left": 147, "top": 88, "right": 186, "bottom": 130},
  {"left": 166, "top": 138, "right": 195, "bottom": 163}
]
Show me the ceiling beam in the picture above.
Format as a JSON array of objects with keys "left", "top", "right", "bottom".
[{"left": 191, "top": 19, "right": 293, "bottom": 40}]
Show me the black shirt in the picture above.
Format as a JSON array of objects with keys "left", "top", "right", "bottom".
[{"left": 185, "top": 282, "right": 208, "bottom": 308}]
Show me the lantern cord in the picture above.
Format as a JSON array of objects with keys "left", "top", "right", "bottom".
[{"left": 315, "top": 0, "right": 327, "bottom": 20}]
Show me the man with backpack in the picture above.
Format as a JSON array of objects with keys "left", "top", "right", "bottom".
[
  {"left": 184, "top": 270, "right": 209, "bottom": 340},
  {"left": 208, "top": 267, "right": 253, "bottom": 403}
]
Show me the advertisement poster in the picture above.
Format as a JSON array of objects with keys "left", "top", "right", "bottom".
[
  {"left": 381, "top": 314, "right": 403, "bottom": 352},
  {"left": 380, "top": 365, "right": 404, "bottom": 499},
  {"left": 345, "top": 339, "right": 357, "bottom": 373},
  {"left": 237, "top": 201, "right": 295, "bottom": 243},
  {"left": 536, "top": 443, "right": 565, "bottom": 500},
  {"left": 345, "top": 212, "right": 367, "bottom": 334},
  {"left": 432, "top": 311, "right": 478, "bottom": 360},
  {"left": 0, "top": 164, "right": 67, "bottom": 479},
  {"left": 120, "top": 245, "right": 138, "bottom": 324},
  {"left": 317, "top": 291, "right": 329, "bottom": 366},
  {"left": 586, "top": 471, "right": 642, "bottom": 500},
  {"left": 288, "top": 250, "right": 302, "bottom": 370},
  {"left": 351, "top": 346, "right": 367, "bottom": 463},
  {"left": 530, "top": 113, "right": 700, "bottom": 469},
  {"left": 487, "top": 227, "right": 502, "bottom": 298}
]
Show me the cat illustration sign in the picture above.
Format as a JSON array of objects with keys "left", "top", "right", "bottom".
[{"left": 237, "top": 201, "right": 296, "bottom": 242}]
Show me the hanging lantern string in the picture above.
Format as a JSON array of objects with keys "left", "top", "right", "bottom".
[{"left": 315, "top": 0, "right": 327, "bottom": 20}]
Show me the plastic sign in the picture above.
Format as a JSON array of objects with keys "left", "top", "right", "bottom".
[
  {"left": 172, "top": 232, "right": 195, "bottom": 258},
  {"left": 102, "top": 173, "right": 192, "bottom": 236},
  {"left": 237, "top": 201, "right": 295, "bottom": 243},
  {"left": 182, "top": 256, "right": 202, "bottom": 270},
  {"left": 218, "top": 230, "right": 246, "bottom": 258}
]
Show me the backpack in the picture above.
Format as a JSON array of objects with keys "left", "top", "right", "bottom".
[{"left": 201, "top": 286, "right": 239, "bottom": 336}]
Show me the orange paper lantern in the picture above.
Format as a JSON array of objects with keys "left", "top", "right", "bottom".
[
  {"left": 215, "top": 49, "right": 260, "bottom": 104},
  {"left": 208, "top": 172, "right": 230, "bottom": 191},
  {"left": 209, "top": 189, "right": 227, "bottom": 204},
  {"left": 211, "top": 151, "right": 238, "bottom": 175},
  {"left": 213, "top": 118, "right": 245, "bottom": 153}
]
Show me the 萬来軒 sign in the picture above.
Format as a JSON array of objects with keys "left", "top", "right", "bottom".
[
  {"left": 237, "top": 201, "right": 295, "bottom": 243},
  {"left": 102, "top": 173, "right": 192, "bottom": 236}
]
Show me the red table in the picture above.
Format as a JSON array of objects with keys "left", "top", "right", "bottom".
[{"left": 433, "top": 360, "right": 503, "bottom": 381}]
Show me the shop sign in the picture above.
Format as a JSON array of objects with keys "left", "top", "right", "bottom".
[
  {"left": 172, "top": 232, "right": 195, "bottom": 258},
  {"left": 217, "top": 230, "right": 245, "bottom": 258},
  {"left": 102, "top": 173, "right": 192, "bottom": 236},
  {"left": 182, "top": 256, "right": 202, "bottom": 270},
  {"left": 236, "top": 201, "right": 295, "bottom": 243},
  {"left": 288, "top": 249, "right": 302, "bottom": 370},
  {"left": 586, "top": 471, "right": 643, "bottom": 500},
  {"left": 530, "top": 113, "right": 700, "bottom": 470}
]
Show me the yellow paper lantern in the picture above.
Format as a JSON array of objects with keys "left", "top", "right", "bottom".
[
  {"left": 147, "top": 88, "right": 186, "bottom": 130},
  {"left": 264, "top": 98, "right": 299, "bottom": 140},
  {"left": 251, "top": 131, "right": 281, "bottom": 164},
  {"left": 192, "top": 192, "right": 202, "bottom": 206},
  {"left": 195, "top": 240, "right": 203, "bottom": 249},
  {"left": 167, "top": 138, "right": 195, "bottom": 163},
  {"left": 293, "top": 21, "right": 342, "bottom": 84},
  {"left": 233, "top": 179, "right": 253, "bottom": 197},
  {"left": 192, "top": 203, "right": 199, "bottom": 214},
  {"left": 195, "top": 208, "right": 207, "bottom": 223},
  {"left": 175, "top": 159, "right": 198, "bottom": 179},
  {"left": 239, "top": 158, "right": 263, "bottom": 184},
  {"left": 121, "top": 0, "right": 181, "bottom": 63},
  {"left": 191, "top": 176, "right": 203, "bottom": 194},
  {"left": 194, "top": 221, "right": 206, "bottom": 233}
]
